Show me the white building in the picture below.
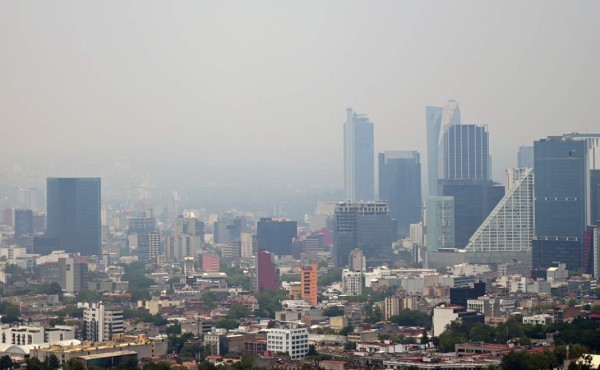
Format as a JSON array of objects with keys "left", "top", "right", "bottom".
[
  {"left": 0, "top": 325, "right": 75, "bottom": 346},
  {"left": 433, "top": 305, "right": 483, "bottom": 337},
  {"left": 342, "top": 269, "right": 362, "bottom": 296},
  {"left": 522, "top": 314, "right": 554, "bottom": 326},
  {"left": 267, "top": 326, "right": 309, "bottom": 360},
  {"left": 81, "top": 302, "right": 124, "bottom": 342},
  {"left": 240, "top": 232, "right": 254, "bottom": 258}
]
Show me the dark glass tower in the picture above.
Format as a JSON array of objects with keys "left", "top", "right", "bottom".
[
  {"left": 378, "top": 151, "right": 422, "bottom": 236},
  {"left": 440, "top": 124, "right": 489, "bottom": 181},
  {"left": 532, "top": 137, "right": 586, "bottom": 270},
  {"left": 257, "top": 217, "right": 297, "bottom": 256},
  {"left": 46, "top": 178, "right": 101, "bottom": 256}
]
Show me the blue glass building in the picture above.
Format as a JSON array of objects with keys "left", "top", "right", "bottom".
[{"left": 46, "top": 177, "right": 101, "bottom": 256}]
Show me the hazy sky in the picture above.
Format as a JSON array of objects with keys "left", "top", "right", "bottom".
[{"left": 1, "top": 1, "right": 599, "bottom": 188}]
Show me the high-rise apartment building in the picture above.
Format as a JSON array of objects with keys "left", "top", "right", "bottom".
[
  {"left": 257, "top": 217, "right": 297, "bottom": 256},
  {"left": 83, "top": 302, "right": 124, "bottom": 342},
  {"left": 46, "top": 178, "right": 101, "bottom": 256},
  {"left": 332, "top": 201, "right": 397, "bottom": 268},
  {"left": 300, "top": 262, "right": 318, "bottom": 306},
  {"left": 202, "top": 253, "right": 220, "bottom": 272},
  {"left": 378, "top": 151, "right": 422, "bottom": 235},
  {"left": 426, "top": 106, "right": 444, "bottom": 196},
  {"left": 342, "top": 269, "right": 362, "bottom": 296},
  {"left": 343, "top": 108, "right": 374, "bottom": 202},
  {"left": 138, "top": 231, "right": 160, "bottom": 264}
]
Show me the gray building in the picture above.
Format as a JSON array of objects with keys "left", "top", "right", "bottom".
[
  {"left": 378, "top": 151, "right": 422, "bottom": 236},
  {"left": 518, "top": 146, "right": 534, "bottom": 168},
  {"left": 343, "top": 108, "right": 374, "bottom": 202},
  {"left": 426, "top": 196, "right": 455, "bottom": 252},
  {"left": 333, "top": 201, "right": 397, "bottom": 267},
  {"left": 426, "top": 106, "right": 443, "bottom": 197},
  {"left": 46, "top": 178, "right": 101, "bottom": 256}
]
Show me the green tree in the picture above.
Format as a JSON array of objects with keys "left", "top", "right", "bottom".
[
  {"left": 63, "top": 358, "right": 86, "bottom": 370},
  {"left": 44, "top": 354, "right": 61, "bottom": 370},
  {"left": 389, "top": 308, "right": 432, "bottom": 329},
  {"left": 214, "top": 318, "right": 239, "bottom": 330},
  {"left": 227, "top": 303, "right": 250, "bottom": 319},
  {"left": 338, "top": 326, "right": 354, "bottom": 336},
  {"left": 0, "top": 356, "right": 13, "bottom": 370}
]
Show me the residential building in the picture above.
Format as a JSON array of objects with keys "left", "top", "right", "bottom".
[
  {"left": 82, "top": 302, "right": 124, "bottom": 342},
  {"left": 202, "top": 254, "right": 220, "bottom": 272},
  {"left": 301, "top": 263, "right": 318, "bottom": 306},
  {"left": 46, "top": 178, "right": 101, "bottom": 256},
  {"left": 342, "top": 269, "right": 362, "bottom": 296}
]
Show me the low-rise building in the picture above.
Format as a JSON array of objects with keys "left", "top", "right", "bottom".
[{"left": 267, "top": 324, "right": 309, "bottom": 360}]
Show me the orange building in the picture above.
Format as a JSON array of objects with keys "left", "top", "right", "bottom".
[{"left": 301, "top": 262, "right": 318, "bottom": 306}]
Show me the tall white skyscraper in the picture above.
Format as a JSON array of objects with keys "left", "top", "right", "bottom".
[{"left": 344, "top": 108, "right": 374, "bottom": 202}]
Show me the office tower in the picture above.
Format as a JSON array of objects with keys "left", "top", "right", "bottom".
[
  {"left": 127, "top": 216, "right": 155, "bottom": 235},
  {"left": 32, "top": 212, "right": 46, "bottom": 234},
  {"left": 426, "top": 106, "right": 444, "bottom": 196},
  {"left": 137, "top": 231, "right": 160, "bottom": 264},
  {"left": 257, "top": 249, "right": 277, "bottom": 291},
  {"left": 378, "top": 151, "right": 422, "bottom": 236},
  {"left": 213, "top": 217, "right": 242, "bottom": 245},
  {"left": 46, "top": 178, "right": 101, "bottom": 256},
  {"left": 426, "top": 196, "right": 455, "bottom": 251},
  {"left": 532, "top": 135, "right": 592, "bottom": 270},
  {"left": 343, "top": 108, "right": 374, "bottom": 201},
  {"left": 439, "top": 180, "right": 504, "bottom": 248},
  {"left": 591, "top": 170, "right": 600, "bottom": 225},
  {"left": 332, "top": 201, "right": 397, "bottom": 267},
  {"left": 176, "top": 215, "right": 205, "bottom": 242},
  {"left": 202, "top": 253, "right": 220, "bottom": 272},
  {"left": 518, "top": 146, "right": 534, "bottom": 168},
  {"left": 83, "top": 302, "right": 124, "bottom": 342},
  {"left": 464, "top": 168, "right": 534, "bottom": 262},
  {"left": 439, "top": 124, "right": 489, "bottom": 181},
  {"left": 348, "top": 248, "right": 366, "bottom": 271},
  {"left": 301, "top": 262, "right": 318, "bottom": 306},
  {"left": 16, "top": 188, "right": 44, "bottom": 212},
  {"left": 409, "top": 223, "right": 424, "bottom": 247},
  {"left": 450, "top": 281, "right": 486, "bottom": 307},
  {"left": 342, "top": 269, "right": 362, "bottom": 296},
  {"left": 14, "top": 209, "right": 33, "bottom": 237},
  {"left": 257, "top": 217, "right": 297, "bottom": 256}
]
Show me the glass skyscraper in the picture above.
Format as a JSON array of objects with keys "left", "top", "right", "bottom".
[
  {"left": 46, "top": 177, "right": 101, "bottom": 256},
  {"left": 426, "top": 106, "right": 443, "bottom": 197},
  {"left": 344, "top": 108, "right": 374, "bottom": 202},
  {"left": 532, "top": 137, "right": 586, "bottom": 270},
  {"left": 378, "top": 151, "right": 422, "bottom": 236}
]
